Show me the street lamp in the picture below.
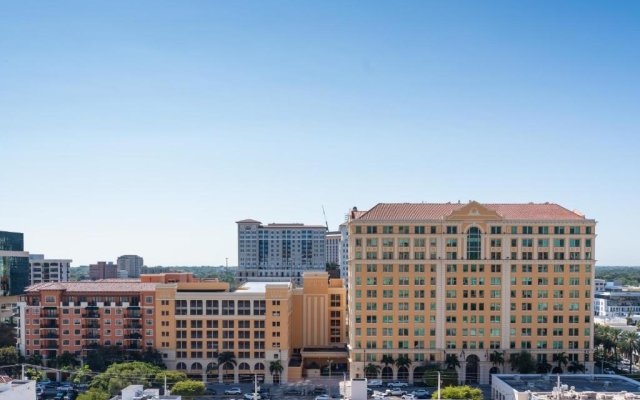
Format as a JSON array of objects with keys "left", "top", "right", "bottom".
[{"left": 329, "top": 360, "right": 333, "bottom": 378}]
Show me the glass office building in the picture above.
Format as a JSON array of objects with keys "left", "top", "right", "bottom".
[{"left": 0, "top": 231, "right": 30, "bottom": 296}]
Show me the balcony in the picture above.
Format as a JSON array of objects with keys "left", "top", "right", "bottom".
[
  {"left": 40, "top": 321, "right": 58, "bottom": 329},
  {"left": 83, "top": 322, "right": 100, "bottom": 329},
  {"left": 125, "top": 310, "right": 141, "bottom": 318},
  {"left": 41, "top": 340, "right": 58, "bottom": 350},
  {"left": 125, "top": 323, "right": 142, "bottom": 329},
  {"left": 41, "top": 333, "right": 59, "bottom": 339},
  {"left": 82, "top": 334, "right": 100, "bottom": 339},
  {"left": 83, "top": 311, "right": 100, "bottom": 318},
  {"left": 124, "top": 333, "right": 142, "bottom": 340},
  {"left": 40, "top": 310, "right": 58, "bottom": 319}
]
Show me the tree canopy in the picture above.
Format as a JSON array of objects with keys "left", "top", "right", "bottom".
[
  {"left": 433, "top": 385, "right": 483, "bottom": 400},
  {"left": 171, "top": 380, "right": 205, "bottom": 396},
  {"left": 90, "top": 361, "right": 162, "bottom": 395}
]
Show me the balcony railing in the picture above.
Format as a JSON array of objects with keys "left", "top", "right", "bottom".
[
  {"left": 83, "top": 311, "right": 100, "bottom": 318},
  {"left": 40, "top": 322, "right": 58, "bottom": 329}
]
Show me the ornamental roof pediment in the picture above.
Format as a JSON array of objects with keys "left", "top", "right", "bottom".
[{"left": 445, "top": 201, "right": 503, "bottom": 221}]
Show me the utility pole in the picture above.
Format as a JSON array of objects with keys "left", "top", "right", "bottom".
[
  {"left": 437, "top": 371, "right": 441, "bottom": 400},
  {"left": 226, "top": 258, "right": 228, "bottom": 268},
  {"left": 164, "top": 374, "right": 167, "bottom": 395},
  {"left": 21, "top": 364, "right": 25, "bottom": 380}
]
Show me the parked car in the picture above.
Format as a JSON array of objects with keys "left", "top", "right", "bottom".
[
  {"left": 402, "top": 395, "right": 416, "bottom": 400},
  {"left": 284, "top": 388, "right": 304, "bottom": 396},
  {"left": 313, "top": 387, "right": 327, "bottom": 395},
  {"left": 225, "top": 388, "right": 243, "bottom": 395},
  {"left": 315, "top": 395, "right": 331, "bottom": 400},
  {"left": 368, "top": 380, "right": 383, "bottom": 388},
  {"left": 205, "top": 383, "right": 217, "bottom": 394},
  {"left": 386, "top": 388, "right": 407, "bottom": 396},
  {"left": 411, "top": 390, "right": 430, "bottom": 399},
  {"left": 244, "top": 393, "right": 261, "bottom": 400},
  {"left": 387, "top": 382, "right": 409, "bottom": 388}
]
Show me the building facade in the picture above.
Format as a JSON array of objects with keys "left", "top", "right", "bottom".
[
  {"left": 236, "top": 220, "right": 327, "bottom": 284},
  {"left": 89, "top": 262, "right": 117, "bottom": 280},
  {"left": 325, "top": 231, "right": 341, "bottom": 265},
  {"left": 0, "top": 231, "right": 30, "bottom": 298},
  {"left": 155, "top": 271, "right": 347, "bottom": 384},
  {"left": 347, "top": 202, "right": 596, "bottom": 385},
  {"left": 117, "top": 255, "right": 144, "bottom": 278},
  {"left": 21, "top": 272, "right": 347, "bottom": 384},
  {"left": 22, "top": 280, "right": 157, "bottom": 363},
  {"left": 339, "top": 222, "right": 349, "bottom": 284},
  {"left": 29, "top": 256, "right": 71, "bottom": 284}
]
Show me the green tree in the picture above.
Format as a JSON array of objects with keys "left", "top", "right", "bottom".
[
  {"left": 0, "top": 323, "right": 16, "bottom": 348},
  {"left": 381, "top": 355, "right": 395, "bottom": 367},
  {"left": 444, "top": 354, "right": 460, "bottom": 370},
  {"left": 395, "top": 354, "right": 412, "bottom": 370},
  {"left": 86, "top": 345, "right": 127, "bottom": 372},
  {"left": 0, "top": 346, "right": 19, "bottom": 365},
  {"left": 568, "top": 361, "right": 585, "bottom": 374},
  {"left": 77, "top": 388, "right": 110, "bottom": 400},
  {"left": 218, "top": 351, "right": 236, "bottom": 381},
  {"left": 71, "top": 365, "right": 93, "bottom": 385},
  {"left": 154, "top": 371, "right": 187, "bottom": 388},
  {"left": 433, "top": 385, "right": 483, "bottom": 400},
  {"left": 56, "top": 351, "right": 80, "bottom": 368},
  {"left": 26, "top": 352, "right": 43, "bottom": 366},
  {"left": 91, "top": 361, "right": 162, "bottom": 395},
  {"left": 269, "top": 360, "right": 284, "bottom": 382},
  {"left": 364, "top": 363, "right": 381, "bottom": 378},
  {"left": 25, "top": 368, "right": 45, "bottom": 381},
  {"left": 552, "top": 352, "right": 569, "bottom": 373},
  {"left": 139, "top": 348, "right": 165, "bottom": 368},
  {"left": 509, "top": 351, "right": 536, "bottom": 374},
  {"left": 490, "top": 351, "right": 504, "bottom": 368},
  {"left": 171, "top": 380, "right": 205, "bottom": 396},
  {"left": 619, "top": 331, "right": 640, "bottom": 373},
  {"left": 423, "top": 368, "right": 458, "bottom": 387}
]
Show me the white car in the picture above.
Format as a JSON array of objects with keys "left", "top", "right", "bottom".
[
  {"left": 244, "top": 394, "right": 261, "bottom": 400},
  {"left": 315, "top": 395, "right": 331, "bottom": 400},
  {"left": 368, "top": 379, "right": 383, "bottom": 387},
  {"left": 225, "top": 388, "right": 242, "bottom": 395},
  {"left": 386, "top": 388, "right": 407, "bottom": 396},
  {"left": 402, "top": 395, "right": 416, "bottom": 400},
  {"left": 412, "top": 390, "right": 430, "bottom": 399},
  {"left": 387, "top": 382, "right": 409, "bottom": 388}
]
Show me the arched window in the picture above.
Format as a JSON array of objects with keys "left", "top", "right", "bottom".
[
  {"left": 467, "top": 227, "right": 481, "bottom": 260},
  {"left": 254, "top": 362, "right": 265, "bottom": 371},
  {"left": 239, "top": 362, "right": 251, "bottom": 371},
  {"left": 191, "top": 362, "right": 203, "bottom": 371},
  {"left": 176, "top": 362, "right": 187, "bottom": 371}
]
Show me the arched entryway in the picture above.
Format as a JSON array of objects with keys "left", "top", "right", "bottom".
[
  {"left": 397, "top": 367, "right": 409, "bottom": 381},
  {"left": 465, "top": 355, "right": 480, "bottom": 384},
  {"left": 413, "top": 366, "right": 426, "bottom": 384},
  {"left": 381, "top": 366, "right": 393, "bottom": 380}
]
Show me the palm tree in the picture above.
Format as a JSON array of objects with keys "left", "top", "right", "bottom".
[
  {"left": 218, "top": 351, "right": 236, "bottom": 382},
  {"left": 444, "top": 354, "right": 460, "bottom": 370},
  {"left": 568, "top": 361, "right": 585, "bottom": 374},
  {"left": 490, "top": 351, "right": 505, "bottom": 368},
  {"left": 269, "top": 360, "right": 283, "bottom": 384},
  {"left": 364, "top": 363, "right": 381, "bottom": 379},
  {"left": 620, "top": 331, "right": 640, "bottom": 373},
  {"left": 509, "top": 351, "right": 536, "bottom": 374},
  {"left": 553, "top": 352, "right": 569, "bottom": 373},
  {"left": 381, "top": 355, "right": 395, "bottom": 367},
  {"left": 395, "top": 355, "right": 412, "bottom": 369}
]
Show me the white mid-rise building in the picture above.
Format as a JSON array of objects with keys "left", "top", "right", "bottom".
[
  {"left": 236, "top": 219, "right": 326, "bottom": 284},
  {"left": 29, "top": 256, "right": 71, "bottom": 285},
  {"left": 325, "top": 231, "right": 341, "bottom": 265}
]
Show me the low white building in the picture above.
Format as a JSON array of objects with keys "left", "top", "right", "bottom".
[
  {"left": 110, "top": 384, "right": 181, "bottom": 400},
  {"left": 492, "top": 374, "right": 640, "bottom": 400},
  {"left": 29, "top": 256, "right": 71, "bottom": 284},
  {"left": 0, "top": 379, "right": 36, "bottom": 400}
]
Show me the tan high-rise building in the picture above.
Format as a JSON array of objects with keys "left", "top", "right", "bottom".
[{"left": 347, "top": 202, "right": 595, "bottom": 385}]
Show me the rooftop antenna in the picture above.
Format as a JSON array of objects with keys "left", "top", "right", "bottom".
[{"left": 322, "top": 205, "right": 329, "bottom": 230}]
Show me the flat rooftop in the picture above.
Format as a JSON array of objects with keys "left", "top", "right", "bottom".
[
  {"left": 235, "top": 281, "right": 290, "bottom": 293},
  {"left": 496, "top": 375, "right": 640, "bottom": 394}
]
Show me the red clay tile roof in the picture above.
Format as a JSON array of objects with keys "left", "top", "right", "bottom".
[
  {"left": 354, "top": 202, "right": 589, "bottom": 221},
  {"left": 25, "top": 281, "right": 158, "bottom": 293}
]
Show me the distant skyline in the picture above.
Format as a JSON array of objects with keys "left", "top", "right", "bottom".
[{"left": 1, "top": 1, "right": 639, "bottom": 266}]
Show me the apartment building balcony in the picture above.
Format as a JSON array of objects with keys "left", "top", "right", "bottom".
[
  {"left": 83, "top": 322, "right": 100, "bottom": 329},
  {"left": 40, "top": 340, "right": 58, "bottom": 350},
  {"left": 40, "top": 309, "right": 59, "bottom": 319},
  {"left": 125, "top": 310, "right": 141, "bottom": 318},
  {"left": 82, "top": 333, "right": 100, "bottom": 339},
  {"left": 124, "top": 322, "right": 142, "bottom": 329},
  {"left": 83, "top": 311, "right": 100, "bottom": 318},
  {"left": 125, "top": 344, "right": 141, "bottom": 351},
  {"left": 40, "top": 321, "right": 58, "bottom": 329},
  {"left": 124, "top": 333, "right": 142, "bottom": 340},
  {"left": 41, "top": 333, "right": 59, "bottom": 339}
]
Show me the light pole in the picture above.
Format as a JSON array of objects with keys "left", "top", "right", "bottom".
[{"left": 329, "top": 360, "right": 333, "bottom": 378}]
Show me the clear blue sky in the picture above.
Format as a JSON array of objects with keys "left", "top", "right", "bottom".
[{"left": 1, "top": 1, "right": 638, "bottom": 266}]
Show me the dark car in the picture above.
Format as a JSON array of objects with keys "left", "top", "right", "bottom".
[
  {"left": 205, "top": 383, "right": 217, "bottom": 394},
  {"left": 313, "top": 387, "right": 327, "bottom": 395},
  {"left": 284, "top": 388, "right": 304, "bottom": 396}
]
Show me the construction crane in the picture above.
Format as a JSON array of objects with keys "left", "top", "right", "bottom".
[{"left": 322, "top": 205, "right": 329, "bottom": 230}]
